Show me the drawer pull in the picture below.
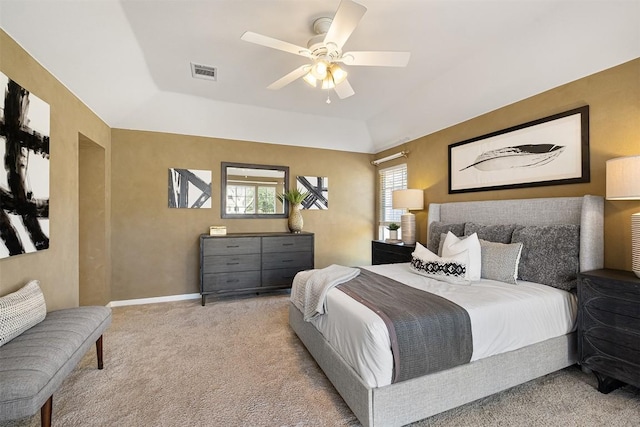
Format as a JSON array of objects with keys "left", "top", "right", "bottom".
[
  {"left": 282, "top": 259, "right": 293, "bottom": 263},
  {"left": 227, "top": 262, "right": 240, "bottom": 265},
  {"left": 282, "top": 243, "right": 294, "bottom": 246},
  {"left": 226, "top": 279, "right": 239, "bottom": 283},
  {"left": 227, "top": 245, "right": 240, "bottom": 248}
]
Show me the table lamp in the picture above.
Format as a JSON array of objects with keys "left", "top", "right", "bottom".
[
  {"left": 606, "top": 155, "right": 640, "bottom": 277},
  {"left": 392, "top": 189, "right": 424, "bottom": 245}
]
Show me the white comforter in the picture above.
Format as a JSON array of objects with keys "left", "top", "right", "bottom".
[{"left": 291, "top": 263, "right": 577, "bottom": 388}]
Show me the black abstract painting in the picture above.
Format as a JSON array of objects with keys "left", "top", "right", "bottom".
[
  {"left": 0, "top": 72, "right": 50, "bottom": 259},
  {"left": 297, "top": 176, "right": 328, "bottom": 210},
  {"left": 168, "top": 168, "right": 212, "bottom": 208}
]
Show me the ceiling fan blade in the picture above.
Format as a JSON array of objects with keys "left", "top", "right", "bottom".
[
  {"left": 267, "top": 65, "right": 310, "bottom": 90},
  {"left": 241, "top": 31, "right": 311, "bottom": 57},
  {"left": 341, "top": 51, "right": 411, "bottom": 67},
  {"left": 334, "top": 79, "right": 355, "bottom": 99},
  {"left": 323, "top": 0, "right": 367, "bottom": 50}
]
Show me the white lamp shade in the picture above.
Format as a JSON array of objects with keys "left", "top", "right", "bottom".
[
  {"left": 606, "top": 155, "right": 640, "bottom": 278},
  {"left": 606, "top": 155, "right": 640, "bottom": 200},
  {"left": 392, "top": 189, "right": 424, "bottom": 210}
]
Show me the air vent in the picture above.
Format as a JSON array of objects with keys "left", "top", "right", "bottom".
[{"left": 191, "top": 62, "right": 217, "bottom": 81}]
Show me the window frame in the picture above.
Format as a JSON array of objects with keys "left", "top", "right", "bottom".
[{"left": 378, "top": 163, "right": 407, "bottom": 240}]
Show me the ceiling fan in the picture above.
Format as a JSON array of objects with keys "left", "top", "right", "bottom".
[{"left": 241, "top": 0, "right": 411, "bottom": 101}]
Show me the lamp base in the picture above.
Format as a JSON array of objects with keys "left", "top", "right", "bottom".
[
  {"left": 401, "top": 213, "right": 416, "bottom": 245},
  {"left": 632, "top": 213, "right": 640, "bottom": 278}
]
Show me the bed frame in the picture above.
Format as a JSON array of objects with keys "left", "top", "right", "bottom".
[{"left": 289, "top": 195, "right": 604, "bottom": 427}]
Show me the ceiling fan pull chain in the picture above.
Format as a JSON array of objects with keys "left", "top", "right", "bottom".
[{"left": 326, "top": 93, "right": 331, "bottom": 104}]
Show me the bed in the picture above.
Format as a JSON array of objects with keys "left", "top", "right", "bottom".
[{"left": 289, "top": 195, "right": 604, "bottom": 427}]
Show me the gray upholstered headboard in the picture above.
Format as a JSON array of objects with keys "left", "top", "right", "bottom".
[{"left": 427, "top": 195, "right": 604, "bottom": 272}]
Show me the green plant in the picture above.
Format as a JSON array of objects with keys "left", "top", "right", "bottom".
[
  {"left": 277, "top": 188, "right": 309, "bottom": 205},
  {"left": 387, "top": 223, "right": 400, "bottom": 231}
]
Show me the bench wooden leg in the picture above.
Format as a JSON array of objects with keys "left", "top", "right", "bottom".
[
  {"left": 96, "top": 335, "right": 104, "bottom": 370},
  {"left": 41, "top": 395, "right": 52, "bottom": 427}
]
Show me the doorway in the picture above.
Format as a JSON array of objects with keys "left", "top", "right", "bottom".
[{"left": 79, "top": 134, "right": 107, "bottom": 305}]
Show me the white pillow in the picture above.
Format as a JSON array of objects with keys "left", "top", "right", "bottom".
[
  {"left": 410, "top": 242, "right": 471, "bottom": 285},
  {"left": 0, "top": 280, "right": 47, "bottom": 347},
  {"left": 442, "top": 231, "right": 482, "bottom": 281}
]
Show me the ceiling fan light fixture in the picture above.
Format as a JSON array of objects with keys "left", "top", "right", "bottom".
[
  {"left": 302, "top": 73, "right": 317, "bottom": 87},
  {"left": 329, "top": 64, "right": 347, "bottom": 85},
  {"left": 311, "top": 60, "right": 329, "bottom": 80},
  {"left": 321, "top": 76, "right": 335, "bottom": 90}
]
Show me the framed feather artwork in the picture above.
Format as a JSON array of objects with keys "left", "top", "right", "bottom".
[{"left": 448, "top": 106, "right": 589, "bottom": 194}]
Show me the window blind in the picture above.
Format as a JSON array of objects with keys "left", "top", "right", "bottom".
[{"left": 379, "top": 164, "right": 407, "bottom": 226}]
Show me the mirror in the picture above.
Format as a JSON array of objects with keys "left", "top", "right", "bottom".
[{"left": 221, "top": 162, "right": 289, "bottom": 218}]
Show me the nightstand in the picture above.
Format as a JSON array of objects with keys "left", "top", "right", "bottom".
[
  {"left": 371, "top": 240, "right": 415, "bottom": 265},
  {"left": 577, "top": 269, "right": 640, "bottom": 393}
]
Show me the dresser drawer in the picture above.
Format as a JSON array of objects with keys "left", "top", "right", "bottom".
[
  {"left": 262, "top": 235, "right": 313, "bottom": 253},
  {"left": 582, "top": 326, "right": 640, "bottom": 357},
  {"left": 580, "top": 272, "right": 640, "bottom": 303},
  {"left": 202, "top": 237, "right": 261, "bottom": 256},
  {"left": 581, "top": 327, "right": 640, "bottom": 386},
  {"left": 582, "top": 297, "right": 640, "bottom": 332},
  {"left": 262, "top": 252, "right": 312, "bottom": 270},
  {"left": 202, "top": 254, "right": 261, "bottom": 273},
  {"left": 262, "top": 268, "right": 304, "bottom": 286},
  {"left": 202, "top": 271, "right": 261, "bottom": 292}
]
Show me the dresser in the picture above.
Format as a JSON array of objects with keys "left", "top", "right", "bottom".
[
  {"left": 371, "top": 240, "right": 415, "bottom": 265},
  {"left": 577, "top": 269, "right": 640, "bottom": 393},
  {"left": 200, "top": 232, "right": 314, "bottom": 306}
]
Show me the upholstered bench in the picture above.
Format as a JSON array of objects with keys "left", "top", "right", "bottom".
[{"left": 0, "top": 282, "right": 112, "bottom": 427}]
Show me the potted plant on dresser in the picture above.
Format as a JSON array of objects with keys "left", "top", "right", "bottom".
[{"left": 278, "top": 189, "right": 309, "bottom": 233}]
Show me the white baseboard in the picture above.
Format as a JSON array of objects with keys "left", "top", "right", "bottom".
[{"left": 108, "top": 293, "right": 200, "bottom": 307}]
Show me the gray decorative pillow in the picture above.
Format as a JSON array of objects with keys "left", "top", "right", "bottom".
[
  {"left": 464, "top": 222, "right": 517, "bottom": 244},
  {"left": 427, "top": 222, "right": 465, "bottom": 253},
  {"left": 0, "top": 280, "right": 47, "bottom": 347},
  {"left": 479, "top": 240, "right": 523, "bottom": 285},
  {"left": 511, "top": 224, "right": 580, "bottom": 291},
  {"left": 438, "top": 233, "right": 447, "bottom": 256}
]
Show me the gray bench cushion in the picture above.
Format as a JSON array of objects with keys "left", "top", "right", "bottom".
[{"left": 0, "top": 306, "right": 112, "bottom": 421}]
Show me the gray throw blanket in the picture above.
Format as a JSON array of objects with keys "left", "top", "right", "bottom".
[
  {"left": 298, "top": 264, "right": 360, "bottom": 321},
  {"left": 338, "top": 269, "right": 473, "bottom": 383}
]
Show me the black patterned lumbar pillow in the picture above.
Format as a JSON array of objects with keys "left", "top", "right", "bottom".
[{"left": 410, "top": 242, "right": 470, "bottom": 285}]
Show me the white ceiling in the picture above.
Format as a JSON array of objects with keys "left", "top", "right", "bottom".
[{"left": 1, "top": 0, "right": 639, "bottom": 153}]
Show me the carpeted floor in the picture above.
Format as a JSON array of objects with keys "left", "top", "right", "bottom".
[{"left": 3, "top": 294, "right": 639, "bottom": 426}]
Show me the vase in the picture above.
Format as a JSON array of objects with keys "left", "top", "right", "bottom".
[
  {"left": 288, "top": 203, "right": 303, "bottom": 233},
  {"left": 389, "top": 230, "right": 398, "bottom": 240}
]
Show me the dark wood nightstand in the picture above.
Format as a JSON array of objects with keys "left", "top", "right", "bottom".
[
  {"left": 371, "top": 240, "right": 415, "bottom": 265},
  {"left": 577, "top": 269, "right": 640, "bottom": 393}
]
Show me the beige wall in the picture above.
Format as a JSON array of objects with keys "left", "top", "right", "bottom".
[
  {"left": 0, "top": 29, "right": 112, "bottom": 310},
  {"left": 110, "top": 130, "right": 375, "bottom": 301},
  {"left": 3, "top": 26, "right": 638, "bottom": 306},
  {"left": 376, "top": 58, "right": 640, "bottom": 271},
  {"left": 79, "top": 135, "right": 109, "bottom": 305}
]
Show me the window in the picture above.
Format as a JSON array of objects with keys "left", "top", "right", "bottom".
[
  {"left": 226, "top": 185, "right": 277, "bottom": 214},
  {"left": 378, "top": 164, "right": 407, "bottom": 239}
]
